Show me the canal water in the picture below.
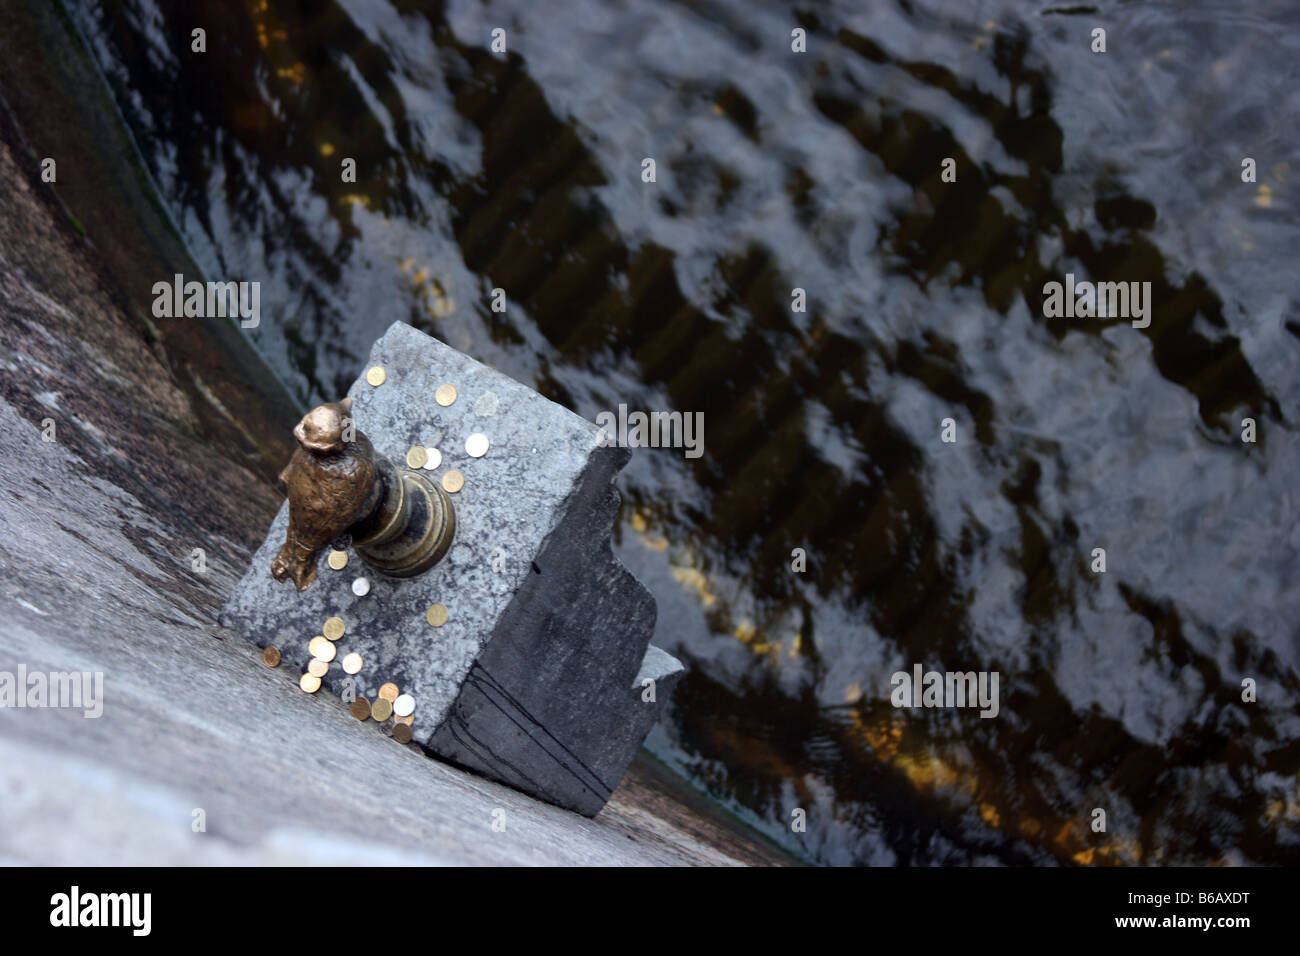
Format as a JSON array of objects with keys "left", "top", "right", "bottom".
[{"left": 65, "top": 0, "right": 1300, "bottom": 864}]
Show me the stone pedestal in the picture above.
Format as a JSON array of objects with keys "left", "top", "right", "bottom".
[{"left": 220, "top": 321, "right": 682, "bottom": 815}]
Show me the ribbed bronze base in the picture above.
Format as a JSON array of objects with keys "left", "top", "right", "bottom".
[{"left": 352, "top": 466, "right": 455, "bottom": 578}]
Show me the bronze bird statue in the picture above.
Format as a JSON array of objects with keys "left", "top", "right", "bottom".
[{"left": 271, "top": 398, "right": 379, "bottom": 591}]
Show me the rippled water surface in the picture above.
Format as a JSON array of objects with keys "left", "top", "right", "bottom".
[{"left": 66, "top": 0, "right": 1300, "bottom": 864}]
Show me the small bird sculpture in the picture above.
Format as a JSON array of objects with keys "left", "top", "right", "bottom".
[{"left": 270, "top": 397, "right": 378, "bottom": 591}]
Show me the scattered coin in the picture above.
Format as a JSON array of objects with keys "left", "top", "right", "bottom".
[
  {"left": 299, "top": 673, "right": 321, "bottom": 694},
  {"left": 350, "top": 698, "right": 371, "bottom": 721},
  {"left": 323, "top": 617, "right": 345, "bottom": 641},
  {"left": 352, "top": 578, "right": 371, "bottom": 597},
  {"left": 426, "top": 604, "right": 448, "bottom": 627},
  {"left": 342, "top": 652, "right": 363, "bottom": 674},
  {"left": 422, "top": 447, "right": 442, "bottom": 471},
  {"left": 435, "top": 383, "right": 457, "bottom": 406},
  {"left": 393, "top": 724, "right": 413, "bottom": 744},
  {"left": 327, "top": 549, "right": 348, "bottom": 570},
  {"left": 395, "top": 714, "right": 414, "bottom": 726},
  {"left": 441, "top": 470, "right": 464, "bottom": 493},
  {"left": 366, "top": 366, "right": 387, "bottom": 386},
  {"left": 393, "top": 694, "right": 415, "bottom": 718},
  {"left": 378, "top": 682, "right": 399, "bottom": 702},
  {"left": 465, "top": 433, "right": 489, "bottom": 458},
  {"left": 406, "top": 445, "right": 428, "bottom": 469},
  {"left": 371, "top": 697, "right": 393, "bottom": 722},
  {"left": 263, "top": 646, "right": 281, "bottom": 668},
  {"left": 308, "top": 658, "right": 329, "bottom": 678},
  {"left": 308, "top": 636, "right": 330, "bottom": 657},
  {"left": 312, "top": 640, "right": 337, "bottom": 664}
]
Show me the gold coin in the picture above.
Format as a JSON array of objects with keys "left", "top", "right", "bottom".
[
  {"left": 350, "top": 698, "right": 371, "bottom": 720},
  {"left": 371, "top": 697, "right": 393, "bottom": 721},
  {"left": 323, "top": 617, "right": 345, "bottom": 641},
  {"left": 435, "top": 383, "right": 457, "bottom": 406},
  {"left": 299, "top": 673, "right": 321, "bottom": 693},
  {"left": 395, "top": 714, "right": 414, "bottom": 726},
  {"left": 378, "top": 682, "right": 399, "bottom": 702},
  {"left": 426, "top": 603, "right": 448, "bottom": 627},
  {"left": 406, "top": 445, "right": 428, "bottom": 469},
  {"left": 312, "top": 640, "right": 337, "bottom": 663},
  {"left": 393, "top": 724, "right": 413, "bottom": 744},
  {"left": 327, "top": 550, "right": 348, "bottom": 570},
  {"left": 366, "top": 366, "right": 387, "bottom": 386},
  {"left": 341, "top": 652, "right": 363, "bottom": 674},
  {"left": 441, "top": 470, "right": 464, "bottom": 493},
  {"left": 263, "top": 646, "right": 281, "bottom": 668},
  {"left": 307, "top": 658, "right": 329, "bottom": 678},
  {"left": 308, "top": 636, "right": 329, "bottom": 657}
]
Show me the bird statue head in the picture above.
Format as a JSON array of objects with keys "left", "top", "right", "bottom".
[{"left": 294, "top": 397, "right": 352, "bottom": 454}]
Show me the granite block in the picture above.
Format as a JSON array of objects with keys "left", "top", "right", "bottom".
[{"left": 220, "top": 321, "right": 681, "bottom": 814}]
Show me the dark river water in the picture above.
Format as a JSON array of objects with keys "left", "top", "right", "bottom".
[{"left": 66, "top": 0, "right": 1300, "bottom": 864}]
